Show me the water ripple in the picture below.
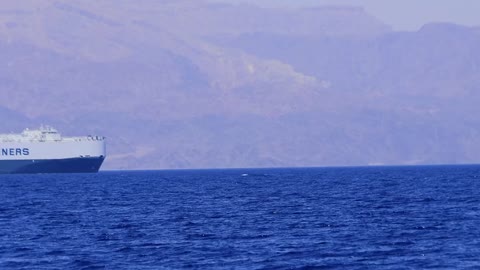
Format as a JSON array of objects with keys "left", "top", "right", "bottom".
[{"left": 1, "top": 166, "right": 480, "bottom": 269}]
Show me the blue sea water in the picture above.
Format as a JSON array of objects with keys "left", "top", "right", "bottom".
[{"left": 1, "top": 166, "right": 480, "bottom": 269}]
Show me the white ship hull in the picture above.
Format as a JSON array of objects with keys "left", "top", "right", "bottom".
[{"left": 0, "top": 127, "right": 106, "bottom": 174}]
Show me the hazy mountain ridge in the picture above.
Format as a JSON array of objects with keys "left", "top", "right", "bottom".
[{"left": 1, "top": 1, "right": 479, "bottom": 169}]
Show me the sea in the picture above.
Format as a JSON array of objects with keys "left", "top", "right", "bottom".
[{"left": 1, "top": 165, "right": 480, "bottom": 269}]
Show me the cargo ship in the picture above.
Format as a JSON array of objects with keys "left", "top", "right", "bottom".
[{"left": 0, "top": 126, "right": 106, "bottom": 174}]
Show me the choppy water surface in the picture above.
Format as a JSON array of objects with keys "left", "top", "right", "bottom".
[{"left": 1, "top": 166, "right": 480, "bottom": 269}]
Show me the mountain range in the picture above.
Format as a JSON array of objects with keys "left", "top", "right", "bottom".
[{"left": 1, "top": 0, "right": 479, "bottom": 169}]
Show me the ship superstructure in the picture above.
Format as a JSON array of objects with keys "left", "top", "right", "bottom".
[{"left": 0, "top": 126, "right": 106, "bottom": 174}]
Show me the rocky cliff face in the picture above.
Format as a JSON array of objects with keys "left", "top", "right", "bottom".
[{"left": 1, "top": 1, "right": 479, "bottom": 169}]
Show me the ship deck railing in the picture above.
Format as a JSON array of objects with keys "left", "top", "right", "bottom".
[{"left": 0, "top": 136, "right": 105, "bottom": 143}]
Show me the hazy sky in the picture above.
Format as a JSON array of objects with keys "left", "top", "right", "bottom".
[{"left": 211, "top": 0, "right": 480, "bottom": 31}]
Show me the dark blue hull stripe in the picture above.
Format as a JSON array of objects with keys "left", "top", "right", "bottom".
[{"left": 0, "top": 157, "right": 105, "bottom": 174}]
